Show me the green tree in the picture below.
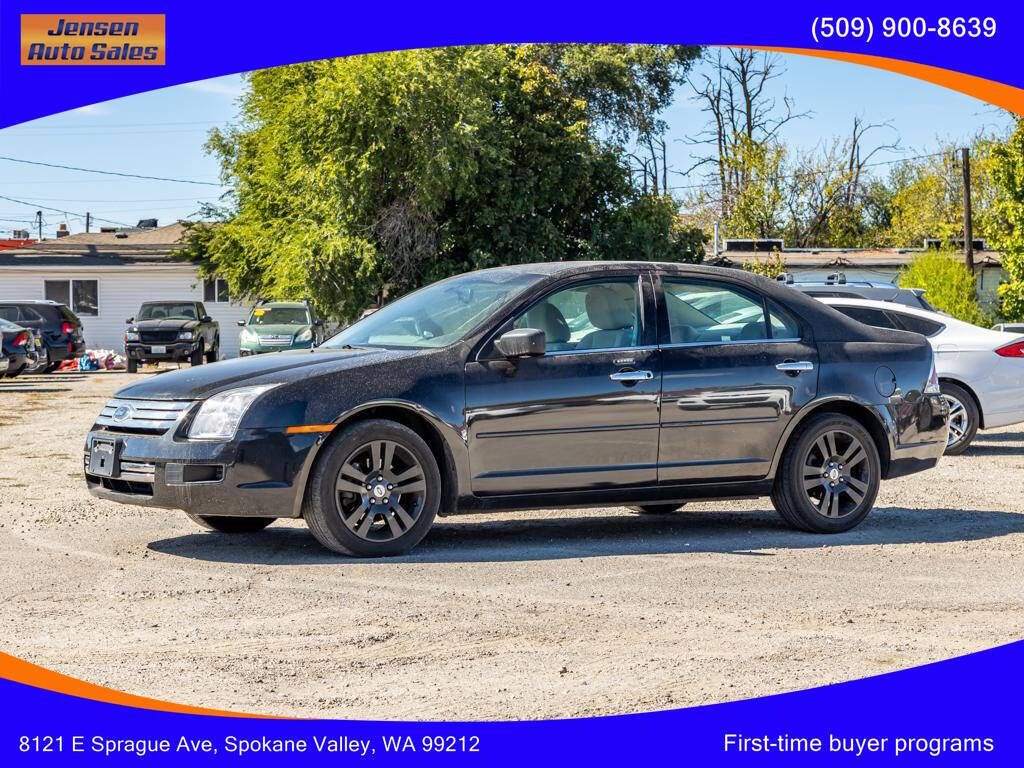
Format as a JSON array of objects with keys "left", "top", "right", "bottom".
[
  {"left": 988, "top": 120, "right": 1024, "bottom": 320},
  {"left": 185, "top": 45, "right": 702, "bottom": 320},
  {"left": 742, "top": 251, "right": 786, "bottom": 279},
  {"left": 898, "top": 251, "right": 989, "bottom": 325}
]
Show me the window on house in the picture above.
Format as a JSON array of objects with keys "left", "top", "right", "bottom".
[
  {"left": 44, "top": 279, "right": 98, "bottom": 316},
  {"left": 204, "top": 278, "right": 231, "bottom": 303}
]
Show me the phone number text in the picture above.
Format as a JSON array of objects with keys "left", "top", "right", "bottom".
[{"left": 811, "top": 17, "right": 996, "bottom": 43}]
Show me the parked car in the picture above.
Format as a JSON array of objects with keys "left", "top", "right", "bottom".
[
  {"left": 123, "top": 301, "right": 220, "bottom": 373},
  {"left": 0, "top": 299, "right": 84, "bottom": 372},
  {"left": 777, "top": 273, "right": 937, "bottom": 311},
  {"left": 992, "top": 322, "right": 1024, "bottom": 334},
  {"left": 86, "top": 263, "right": 948, "bottom": 556},
  {"left": 0, "top": 318, "right": 38, "bottom": 377},
  {"left": 238, "top": 299, "right": 324, "bottom": 356},
  {"left": 819, "top": 298, "right": 1024, "bottom": 454}
]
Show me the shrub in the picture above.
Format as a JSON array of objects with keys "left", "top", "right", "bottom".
[
  {"left": 743, "top": 251, "right": 787, "bottom": 280},
  {"left": 898, "top": 251, "right": 989, "bottom": 326}
]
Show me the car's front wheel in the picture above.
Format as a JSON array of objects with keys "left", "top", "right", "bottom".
[
  {"left": 186, "top": 513, "right": 274, "bottom": 533},
  {"left": 304, "top": 419, "right": 441, "bottom": 557},
  {"left": 206, "top": 338, "right": 219, "bottom": 363},
  {"left": 940, "top": 382, "right": 978, "bottom": 455},
  {"left": 771, "top": 413, "right": 880, "bottom": 533},
  {"left": 190, "top": 341, "right": 204, "bottom": 366}
]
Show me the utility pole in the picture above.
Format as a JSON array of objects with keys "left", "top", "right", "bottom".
[
  {"left": 36, "top": 210, "right": 42, "bottom": 241},
  {"left": 961, "top": 147, "right": 974, "bottom": 273},
  {"left": 85, "top": 212, "right": 91, "bottom": 233}
]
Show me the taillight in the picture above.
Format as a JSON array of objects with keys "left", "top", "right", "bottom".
[
  {"left": 13, "top": 332, "right": 28, "bottom": 347},
  {"left": 61, "top": 322, "right": 76, "bottom": 335},
  {"left": 925, "top": 355, "right": 941, "bottom": 394},
  {"left": 995, "top": 340, "right": 1024, "bottom": 358}
]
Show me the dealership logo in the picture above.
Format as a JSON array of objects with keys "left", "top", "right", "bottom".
[
  {"left": 112, "top": 405, "right": 133, "bottom": 422},
  {"left": 20, "top": 14, "right": 165, "bottom": 66}
]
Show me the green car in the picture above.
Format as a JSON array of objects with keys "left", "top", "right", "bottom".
[{"left": 237, "top": 300, "right": 324, "bottom": 356}]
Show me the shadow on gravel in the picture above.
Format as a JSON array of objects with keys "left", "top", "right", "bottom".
[
  {"left": 147, "top": 506, "right": 1024, "bottom": 565},
  {"left": 962, "top": 443, "right": 1024, "bottom": 457},
  {"left": 972, "top": 431, "right": 1024, "bottom": 443}
]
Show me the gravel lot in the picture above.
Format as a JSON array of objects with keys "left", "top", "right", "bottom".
[{"left": 1, "top": 369, "right": 1023, "bottom": 719}]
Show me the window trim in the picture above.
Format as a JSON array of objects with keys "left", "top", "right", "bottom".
[{"left": 43, "top": 278, "right": 99, "bottom": 317}]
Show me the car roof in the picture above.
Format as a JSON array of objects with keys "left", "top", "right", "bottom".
[
  {"left": 0, "top": 298, "right": 60, "bottom": 305},
  {"left": 253, "top": 301, "right": 308, "bottom": 308},
  {"left": 141, "top": 300, "right": 200, "bottom": 304}
]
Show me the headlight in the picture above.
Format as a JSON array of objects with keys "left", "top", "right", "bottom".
[
  {"left": 187, "top": 384, "right": 279, "bottom": 440},
  {"left": 295, "top": 328, "right": 312, "bottom": 342},
  {"left": 178, "top": 330, "right": 195, "bottom": 341},
  {"left": 125, "top": 331, "right": 139, "bottom": 341},
  {"left": 240, "top": 328, "right": 256, "bottom": 342}
]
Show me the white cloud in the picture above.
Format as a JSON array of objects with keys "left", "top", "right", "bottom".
[{"left": 183, "top": 76, "right": 245, "bottom": 98}]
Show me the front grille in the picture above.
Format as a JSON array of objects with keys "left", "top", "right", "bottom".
[
  {"left": 139, "top": 330, "right": 179, "bottom": 343},
  {"left": 96, "top": 398, "right": 192, "bottom": 433},
  {"left": 257, "top": 334, "right": 294, "bottom": 346}
]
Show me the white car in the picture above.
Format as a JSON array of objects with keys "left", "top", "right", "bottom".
[{"left": 818, "top": 298, "right": 1024, "bottom": 454}]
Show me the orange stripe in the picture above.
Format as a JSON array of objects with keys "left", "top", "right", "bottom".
[
  {"left": 285, "top": 424, "right": 336, "bottom": 434},
  {"left": 0, "top": 651, "right": 276, "bottom": 717},
  {"left": 751, "top": 46, "right": 1024, "bottom": 116}
]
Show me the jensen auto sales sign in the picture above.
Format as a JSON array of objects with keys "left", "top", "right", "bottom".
[{"left": 20, "top": 14, "right": 165, "bottom": 65}]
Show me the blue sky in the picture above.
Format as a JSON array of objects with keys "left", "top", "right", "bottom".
[{"left": 0, "top": 49, "right": 1014, "bottom": 239}]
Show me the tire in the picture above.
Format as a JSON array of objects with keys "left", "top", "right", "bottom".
[
  {"left": 771, "top": 413, "right": 881, "bottom": 534},
  {"left": 303, "top": 419, "right": 441, "bottom": 557},
  {"left": 27, "top": 347, "right": 49, "bottom": 374},
  {"left": 44, "top": 361, "right": 60, "bottom": 373},
  {"left": 126, "top": 357, "right": 138, "bottom": 374},
  {"left": 186, "top": 513, "right": 274, "bottom": 533},
  {"left": 205, "top": 339, "right": 219, "bottom": 363},
  {"left": 190, "top": 341, "right": 204, "bottom": 367},
  {"left": 628, "top": 503, "right": 685, "bottom": 515},
  {"left": 940, "top": 382, "right": 979, "bottom": 456}
]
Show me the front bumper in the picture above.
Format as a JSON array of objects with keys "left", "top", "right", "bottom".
[
  {"left": 125, "top": 341, "right": 199, "bottom": 362},
  {"left": 84, "top": 426, "right": 321, "bottom": 518}
]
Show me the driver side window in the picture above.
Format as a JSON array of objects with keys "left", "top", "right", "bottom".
[{"left": 513, "top": 279, "right": 640, "bottom": 353}]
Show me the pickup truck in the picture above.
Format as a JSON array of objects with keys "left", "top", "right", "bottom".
[{"left": 124, "top": 301, "right": 219, "bottom": 373}]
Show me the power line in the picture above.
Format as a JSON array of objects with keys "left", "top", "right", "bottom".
[
  {"left": 0, "top": 193, "right": 129, "bottom": 227},
  {"left": 665, "top": 149, "right": 951, "bottom": 192},
  {"left": 0, "top": 155, "right": 223, "bottom": 186}
]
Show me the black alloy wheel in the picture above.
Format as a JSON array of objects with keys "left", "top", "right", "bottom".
[
  {"left": 771, "top": 413, "right": 880, "bottom": 533},
  {"left": 304, "top": 419, "right": 441, "bottom": 556}
]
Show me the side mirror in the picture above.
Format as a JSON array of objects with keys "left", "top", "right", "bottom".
[
  {"left": 236, "top": 320, "right": 245, "bottom": 327},
  {"left": 495, "top": 328, "right": 545, "bottom": 358},
  {"left": 314, "top": 319, "right": 324, "bottom": 327},
  {"left": 201, "top": 315, "right": 213, "bottom": 323},
  {"left": 125, "top": 317, "right": 134, "bottom": 324}
]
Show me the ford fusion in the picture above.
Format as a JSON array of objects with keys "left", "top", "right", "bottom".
[{"left": 85, "top": 263, "right": 949, "bottom": 557}]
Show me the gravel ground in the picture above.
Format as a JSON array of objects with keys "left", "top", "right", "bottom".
[{"left": 1, "top": 369, "right": 1023, "bottom": 720}]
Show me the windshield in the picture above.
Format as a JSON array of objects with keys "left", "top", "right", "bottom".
[
  {"left": 249, "top": 306, "right": 311, "bottom": 326},
  {"left": 323, "top": 270, "right": 544, "bottom": 349},
  {"left": 138, "top": 303, "right": 198, "bottom": 321}
]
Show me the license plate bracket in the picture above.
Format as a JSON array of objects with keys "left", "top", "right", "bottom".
[
  {"left": 88, "top": 438, "right": 119, "bottom": 478},
  {"left": 150, "top": 345, "right": 166, "bottom": 354}
]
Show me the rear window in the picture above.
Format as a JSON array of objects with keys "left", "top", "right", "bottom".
[
  {"left": 834, "top": 306, "right": 900, "bottom": 330},
  {"left": 890, "top": 312, "right": 944, "bottom": 337},
  {"left": 55, "top": 305, "right": 80, "bottom": 324}
]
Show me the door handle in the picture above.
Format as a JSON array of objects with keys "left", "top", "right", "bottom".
[
  {"left": 609, "top": 370, "right": 654, "bottom": 382},
  {"left": 776, "top": 360, "right": 814, "bottom": 374}
]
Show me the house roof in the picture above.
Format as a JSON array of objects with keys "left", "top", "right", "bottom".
[
  {"left": 0, "top": 221, "right": 190, "bottom": 267},
  {"left": 705, "top": 247, "right": 1004, "bottom": 270}
]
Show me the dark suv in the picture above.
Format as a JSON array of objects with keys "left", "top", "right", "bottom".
[
  {"left": 776, "top": 274, "right": 936, "bottom": 311},
  {"left": 0, "top": 299, "right": 85, "bottom": 372},
  {"left": 124, "top": 301, "right": 220, "bottom": 373}
]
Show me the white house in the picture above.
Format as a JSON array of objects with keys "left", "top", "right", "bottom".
[{"left": 0, "top": 222, "right": 249, "bottom": 357}]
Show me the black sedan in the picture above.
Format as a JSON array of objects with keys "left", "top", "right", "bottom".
[{"left": 85, "top": 263, "right": 948, "bottom": 557}]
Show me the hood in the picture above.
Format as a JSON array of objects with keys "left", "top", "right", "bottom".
[
  {"left": 115, "top": 346, "right": 418, "bottom": 400},
  {"left": 245, "top": 323, "right": 309, "bottom": 337},
  {"left": 134, "top": 318, "right": 200, "bottom": 331}
]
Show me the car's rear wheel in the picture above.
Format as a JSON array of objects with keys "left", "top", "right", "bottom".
[
  {"left": 190, "top": 341, "right": 204, "bottom": 366},
  {"left": 771, "top": 413, "right": 880, "bottom": 533},
  {"left": 628, "top": 503, "right": 686, "bottom": 515},
  {"left": 304, "top": 419, "right": 441, "bottom": 557},
  {"left": 940, "top": 382, "right": 978, "bottom": 455},
  {"left": 186, "top": 513, "right": 274, "bottom": 533},
  {"left": 27, "top": 347, "right": 49, "bottom": 374},
  {"left": 44, "top": 361, "right": 60, "bottom": 373}
]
